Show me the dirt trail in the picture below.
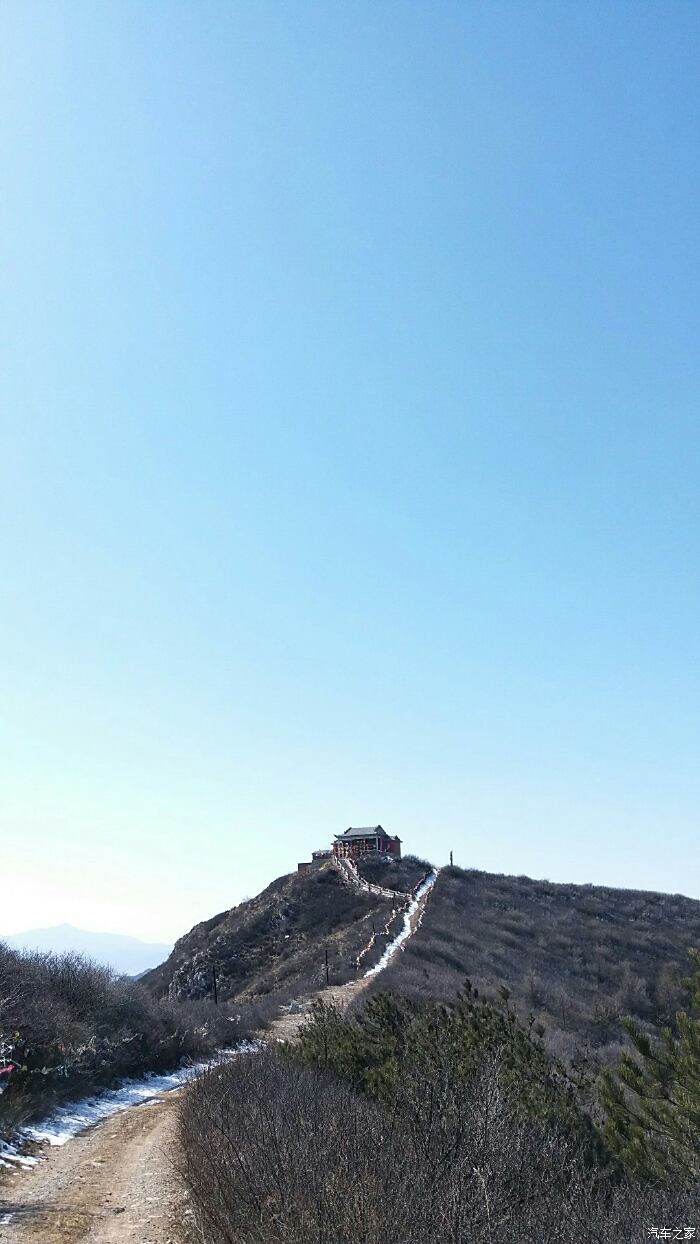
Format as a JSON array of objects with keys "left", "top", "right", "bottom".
[
  {"left": 0, "top": 870, "right": 438, "bottom": 1242},
  {"left": 0, "top": 1092, "right": 190, "bottom": 1244},
  {"left": 266, "top": 976, "right": 370, "bottom": 1041},
  {"left": 267, "top": 870, "right": 438, "bottom": 1041},
  {"left": 0, "top": 982, "right": 366, "bottom": 1244}
]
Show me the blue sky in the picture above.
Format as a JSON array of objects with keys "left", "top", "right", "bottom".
[{"left": 2, "top": 2, "right": 699, "bottom": 940}]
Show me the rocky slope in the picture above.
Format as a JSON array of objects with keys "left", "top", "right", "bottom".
[{"left": 142, "top": 863, "right": 400, "bottom": 1004}]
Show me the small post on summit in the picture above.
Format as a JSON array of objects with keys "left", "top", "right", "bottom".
[{"left": 450, "top": 851, "right": 453, "bottom": 867}]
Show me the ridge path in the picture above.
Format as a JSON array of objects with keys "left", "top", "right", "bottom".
[{"left": 0, "top": 868, "right": 438, "bottom": 1243}]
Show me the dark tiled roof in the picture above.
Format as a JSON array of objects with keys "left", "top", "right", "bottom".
[{"left": 334, "top": 825, "right": 401, "bottom": 841}]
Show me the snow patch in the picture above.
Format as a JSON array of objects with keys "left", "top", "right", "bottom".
[
  {"left": 13, "top": 1042, "right": 259, "bottom": 1152},
  {"left": 364, "top": 870, "right": 439, "bottom": 977},
  {"left": 0, "top": 1139, "right": 38, "bottom": 1169},
  {"left": 2, "top": 871, "right": 438, "bottom": 1168}
]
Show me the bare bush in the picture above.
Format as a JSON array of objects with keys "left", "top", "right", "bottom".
[
  {"left": 180, "top": 1050, "right": 700, "bottom": 1244},
  {"left": 355, "top": 854, "right": 433, "bottom": 893},
  {"left": 0, "top": 941, "right": 258, "bottom": 1137},
  {"left": 370, "top": 866, "right": 700, "bottom": 1061}
]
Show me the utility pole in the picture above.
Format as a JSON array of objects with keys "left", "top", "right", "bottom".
[
  {"left": 325, "top": 947, "right": 329, "bottom": 986},
  {"left": 212, "top": 963, "right": 218, "bottom": 1005}
]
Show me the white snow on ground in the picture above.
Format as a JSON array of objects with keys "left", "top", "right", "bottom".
[
  {"left": 364, "top": 869, "right": 439, "bottom": 978},
  {"left": 20, "top": 1068, "right": 204, "bottom": 1149},
  {"left": 0, "top": 1140, "right": 38, "bottom": 1170},
  {"left": 3, "top": 1042, "right": 259, "bottom": 1158},
  {"left": 2, "top": 868, "right": 438, "bottom": 1170},
  {"left": 334, "top": 857, "right": 401, "bottom": 901}
]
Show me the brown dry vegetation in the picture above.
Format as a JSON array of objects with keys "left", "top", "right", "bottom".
[
  {"left": 142, "top": 865, "right": 396, "bottom": 1006},
  {"left": 0, "top": 942, "right": 265, "bottom": 1137},
  {"left": 145, "top": 859, "right": 700, "bottom": 1068},
  {"left": 355, "top": 853, "right": 432, "bottom": 892},
  {"left": 370, "top": 865, "right": 700, "bottom": 1063},
  {"left": 180, "top": 1049, "right": 699, "bottom": 1244}
]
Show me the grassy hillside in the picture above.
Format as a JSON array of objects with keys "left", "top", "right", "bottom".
[
  {"left": 169, "top": 857, "right": 700, "bottom": 1241},
  {"left": 370, "top": 866, "right": 700, "bottom": 1062},
  {"left": 143, "top": 865, "right": 397, "bottom": 1004}
]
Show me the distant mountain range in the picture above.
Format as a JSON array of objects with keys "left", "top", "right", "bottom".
[{"left": 2, "top": 923, "right": 172, "bottom": 976}]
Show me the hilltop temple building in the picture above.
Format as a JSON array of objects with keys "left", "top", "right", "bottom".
[
  {"left": 332, "top": 825, "right": 402, "bottom": 860},
  {"left": 298, "top": 824, "right": 402, "bottom": 872}
]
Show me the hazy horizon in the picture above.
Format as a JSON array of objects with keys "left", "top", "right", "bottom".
[
  {"left": 3, "top": 2, "right": 699, "bottom": 941},
  {"left": 2, "top": 920, "right": 170, "bottom": 944}
]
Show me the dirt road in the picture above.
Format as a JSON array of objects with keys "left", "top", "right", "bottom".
[
  {"left": 265, "top": 976, "right": 369, "bottom": 1040},
  {"left": 0, "top": 981, "right": 368, "bottom": 1244},
  {"left": 0, "top": 871, "right": 438, "bottom": 1242},
  {"left": 0, "top": 1092, "right": 191, "bottom": 1244}
]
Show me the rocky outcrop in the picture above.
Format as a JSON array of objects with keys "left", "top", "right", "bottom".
[{"left": 142, "top": 865, "right": 395, "bottom": 1004}]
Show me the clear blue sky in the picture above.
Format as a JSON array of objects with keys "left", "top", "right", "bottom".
[{"left": 2, "top": 2, "right": 699, "bottom": 941}]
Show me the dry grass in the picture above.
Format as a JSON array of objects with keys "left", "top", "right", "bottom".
[
  {"left": 370, "top": 865, "right": 700, "bottom": 1063},
  {"left": 143, "top": 865, "right": 396, "bottom": 1006}
]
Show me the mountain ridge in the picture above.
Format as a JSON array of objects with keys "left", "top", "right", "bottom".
[
  {"left": 145, "top": 856, "right": 700, "bottom": 1066},
  {"left": 367, "top": 864, "right": 700, "bottom": 1063},
  {"left": 3, "top": 924, "right": 172, "bottom": 976}
]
